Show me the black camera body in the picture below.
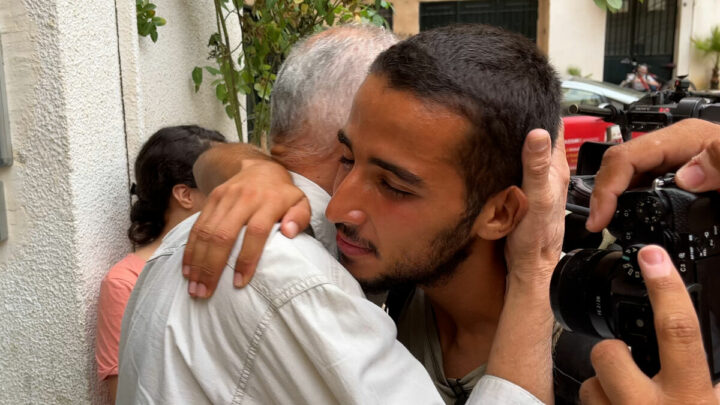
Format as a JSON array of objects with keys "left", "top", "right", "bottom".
[{"left": 552, "top": 174, "right": 720, "bottom": 381}]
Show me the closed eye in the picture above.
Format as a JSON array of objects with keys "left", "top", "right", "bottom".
[{"left": 380, "top": 179, "right": 412, "bottom": 198}]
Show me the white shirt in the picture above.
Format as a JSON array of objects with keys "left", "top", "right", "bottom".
[{"left": 117, "top": 173, "right": 543, "bottom": 405}]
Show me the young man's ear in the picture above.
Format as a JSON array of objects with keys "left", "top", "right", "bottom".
[
  {"left": 171, "top": 184, "right": 196, "bottom": 210},
  {"left": 471, "top": 186, "right": 528, "bottom": 240}
]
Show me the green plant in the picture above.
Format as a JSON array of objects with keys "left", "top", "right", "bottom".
[
  {"left": 567, "top": 66, "right": 592, "bottom": 79},
  {"left": 192, "top": 0, "right": 392, "bottom": 147},
  {"left": 692, "top": 25, "right": 720, "bottom": 90},
  {"left": 136, "top": 0, "right": 166, "bottom": 42},
  {"left": 593, "top": 0, "right": 643, "bottom": 13}
]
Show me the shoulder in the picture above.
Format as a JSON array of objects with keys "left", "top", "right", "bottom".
[
  {"left": 102, "top": 254, "right": 146, "bottom": 287},
  {"left": 245, "top": 230, "right": 364, "bottom": 305}
]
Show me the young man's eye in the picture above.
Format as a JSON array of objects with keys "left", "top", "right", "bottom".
[{"left": 380, "top": 179, "right": 412, "bottom": 198}]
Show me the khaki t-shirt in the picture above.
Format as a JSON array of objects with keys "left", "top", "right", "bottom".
[{"left": 396, "top": 288, "right": 485, "bottom": 405}]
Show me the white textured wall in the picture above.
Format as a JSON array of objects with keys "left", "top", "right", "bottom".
[
  {"left": 547, "top": 0, "right": 607, "bottom": 80},
  {"left": 118, "top": 0, "right": 242, "bottom": 169},
  {"left": 0, "top": 0, "right": 128, "bottom": 403},
  {"left": 0, "top": 0, "right": 241, "bottom": 403}
]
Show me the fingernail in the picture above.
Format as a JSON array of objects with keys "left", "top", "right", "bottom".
[
  {"left": 196, "top": 283, "right": 207, "bottom": 298},
  {"left": 676, "top": 163, "right": 705, "bottom": 190},
  {"left": 638, "top": 246, "right": 670, "bottom": 279},
  {"left": 233, "top": 273, "right": 244, "bottom": 288},
  {"left": 529, "top": 135, "right": 549, "bottom": 152},
  {"left": 285, "top": 221, "right": 299, "bottom": 238},
  {"left": 182, "top": 265, "right": 190, "bottom": 278},
  {"left": 189, "top": 281, "right": 198, "bottom": 296}
]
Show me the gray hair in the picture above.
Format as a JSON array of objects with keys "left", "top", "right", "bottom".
[{"left": 269, "top": 24, "right": 398, "bottom": 157}]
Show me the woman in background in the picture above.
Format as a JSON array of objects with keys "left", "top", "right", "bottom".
[{"left": 95, "top": 125, "right": 226, "bottom": 402}]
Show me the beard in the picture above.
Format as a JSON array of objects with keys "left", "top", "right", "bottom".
[{"left": 338, "top": 213, "right": 476, "bottom": 294}]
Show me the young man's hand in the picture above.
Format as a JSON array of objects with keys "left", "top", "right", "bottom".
[
  {"left": 183, "top": 157, "right": 310, "bottom": 298},
  {"left": 579, "top": 245, "right": 719, "bottom": 405}
]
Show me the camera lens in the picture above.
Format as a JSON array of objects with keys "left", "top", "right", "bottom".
[{"left": 550, "top": 248, "right": 625, "bottom": 339}]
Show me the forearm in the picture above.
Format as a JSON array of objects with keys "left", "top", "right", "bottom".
[
  {"left": 486, "top": 273, "right": 555, "bottom": 404},
  {"left": 193, "top": 142, "right": 273, "bottom": 194}
]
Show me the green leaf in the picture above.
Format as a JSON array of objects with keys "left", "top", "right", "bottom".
[
  {"left": 371, "top": 14, "right": 384, "bottom": 26},
  {"left": 225, "top": 105, "right": 235, "bottom": 119},
  {"left": 192, "top": 67, "right": 203, "bottom": 92},
  {"left": 205, "top": 66, "right": 221, "bottom": 75},
  {"left": 152, "top": 17, "right": 166, "bottom": 26},
  {"left": 260, "top": 64, "right": 271, "bottom": 71},
  {"left": 216, "top": 83, "right": 228, "bottom": 102},
  {"left": 241, "top": 69, "right": 253, "bottom": 84},
  {"left": 593, "top": 0, "right": 607, "bottom": 10},
  {"left": 325, "top": 11, "right": 335, "bottom": 26},
  {"left": 606, "top": 0, "right": 622, "bottom": 9},
  {"left": 150, "top": 29, "right": 158, "bottom": 42},
  {"left": 239, "top": 84, "right": 252, "bottom": 94}
]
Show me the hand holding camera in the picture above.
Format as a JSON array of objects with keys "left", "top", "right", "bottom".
[
  {"left": 578, "top": 245, "right": 718, "bottom": 405},
  {"left": 573, "top": 118, "right": 720, "bottom": 404}
]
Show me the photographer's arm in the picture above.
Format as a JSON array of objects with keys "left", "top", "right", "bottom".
[
  {"left": 483, "top": 129, "right": 570, "bottom": 404},
  {"left": 587, "top": 118, "right": 720, "bottom": 232},
  {"left": 183, "top": 143, "right": 311, "bottom": 298}
]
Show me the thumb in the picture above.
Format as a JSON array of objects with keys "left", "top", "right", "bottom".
[
  {"left": 676, "top": 139, "right": 720, "bottom": 192},
  {"left": 521, "top": 129, "right": 553, "bottom": 202},
  {"left": 280, "top": 197, "right": 311, "bottom": 238}
]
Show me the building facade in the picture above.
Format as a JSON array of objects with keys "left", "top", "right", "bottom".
[{"left": 391, "top": 0, "right": 720, "bottom": 88}]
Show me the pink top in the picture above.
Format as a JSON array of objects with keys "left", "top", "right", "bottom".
[{"left": 95, "top": 253, "right": 146, "bottom": 380}]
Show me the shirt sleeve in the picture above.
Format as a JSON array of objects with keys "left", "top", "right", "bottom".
[
  {"left": 246, "top": 282, "right": 446, "bottom": 404},
  {"left": 247, "top": 283, "right": 545, "bottom": 405},
  {"left": 96, "top": 275, "right": 134, "bottom": 380},
  {"left": 467, "top": 375, "right": 545, "bottom": 405}
]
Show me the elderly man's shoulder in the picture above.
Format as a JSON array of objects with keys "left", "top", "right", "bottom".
[{"left": 152, "top": 213, "right": 363, "bottom": 304}]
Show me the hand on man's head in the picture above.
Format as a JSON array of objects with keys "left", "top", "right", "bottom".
[{"left": 504, "top": 127, "right": 569, "bottom": 284}]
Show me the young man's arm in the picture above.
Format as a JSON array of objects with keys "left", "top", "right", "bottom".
[{"left": 183, "top": 143, "right": 311, "bottom": 298}]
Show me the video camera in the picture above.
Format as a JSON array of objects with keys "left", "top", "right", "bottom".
[
  {"left": 570, "top": 76, "right": 720, "bottom": 141},
  {"left": 553, "top": 78, "right": 720, "bottom": 382}
]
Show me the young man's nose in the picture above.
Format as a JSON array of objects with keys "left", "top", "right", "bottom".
[{"left": 326, "top": 173, "right": 368, "bottom": 226}]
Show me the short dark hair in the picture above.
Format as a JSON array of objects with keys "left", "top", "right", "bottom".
[
  {"left": 369, "top": 24, "right": 561, "bottom": 218},
  {"left": 128, "top": 125, "right": 226, "bottom": 245}
]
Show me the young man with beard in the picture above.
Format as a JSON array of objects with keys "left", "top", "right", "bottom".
[
  {"left": 118, "top": 24, "right": 565, "bottom": 404},
  {"left": 184, "top": 24, "right": 567, "bottom": 404}
]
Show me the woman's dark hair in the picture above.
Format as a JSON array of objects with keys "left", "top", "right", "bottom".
[{"left": 128, "top": 125, "right": 226, "bottom": 245}]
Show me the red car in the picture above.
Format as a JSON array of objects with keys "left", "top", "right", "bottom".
[{"left": 560, "top": 78, "right": 643, "bottom": 171}]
